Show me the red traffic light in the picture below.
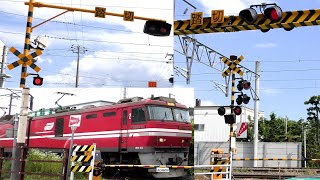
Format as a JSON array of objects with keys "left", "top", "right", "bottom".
[
  {"left": 239, "top": 8, "right": 258, "bottom": 24},
  {"left": 264, "top": 6, "right": 282, "bottom": 22},
  {"left": 143, "top": 20, "right": 172, "bottom": 37},
  {"left": 33, "top": 76, "right": 43, "bottom": 86},
  {"left": 234, "top": 106, "right": 242, "bottom": 115},
  {"left": 218, "top": 107, "right": 226, "bottom": 116},
  {"left": 243, "top": 80, "right": 251, "bottom": 90}
]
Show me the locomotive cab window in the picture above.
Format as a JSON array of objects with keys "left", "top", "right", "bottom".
[
  {"left": 103, "top": 112, "right": 116, "bottom": 117},
  {"left": 148, "top": 106, "right": 173, "bottom": 121},
  {"left": 131, "top": 108, "right": 146, "bottom": 123},
  {"left": 86, "top": 114, "right": 97, "bottom": 119}
]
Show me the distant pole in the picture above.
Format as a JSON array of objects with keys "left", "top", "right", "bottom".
[
  {"left": 304, "top": 128, "right": 307, "bottom": 168},
  {"left": 253, "top": 61, "right": 260, "bottom": 167},
  {"left": 71, "top": 45, "right": 87, "bottom": 88},
  {"left": 67, "top": 126, "right": 76, "bottom": 180},
  {"left": 0, "top": 45, "right": 7, "bottom": 88},
  {"left": 10, "top": 113, "right": 18, "bottom": 180}
]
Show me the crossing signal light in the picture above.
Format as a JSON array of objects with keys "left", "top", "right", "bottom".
[
  {"left": 237, "top": 80, "right": 251, "bottom": 91},
  {"left": 33, "top": 75, "right": 43, "bottom": 86},
  {"left": 169, "top": 76, "right": 174, "bottom": 84},
  {"left": 242, "top": 80, "right": 251, "bottom": 90},
  {"left": 218, "top": 107, "right": 226, "bottom": 116},
  {"left": 236, "top": 95, "right": 243, "bottom": 105},
  {"left": 143, "top": 20, "right": 172, "bottom": 37},
  {"left": 236, "top": 94, "right": 250, "bottom": 105},
  {"left": 239, "top": 8, "right": 257, "bottom": 24},
  {"left": 234, "top": 106, "right": 242, "bottom": 115},
  {"left": 264, "top": 6, "right": 282, "bottom": 22}
]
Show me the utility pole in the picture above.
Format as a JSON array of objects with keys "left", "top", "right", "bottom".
[
  {"left": 253, "top": 61, "right": 260, "bottom": 167},
  {"left": 304, "top": 127, "right": 307, "bottom": 168},
  {"left": 0, "top": 45, "right": 10, "bottom": 88},
  {"left": 71, "top": 45, "right": 87, "bottom": 88},
  {"left": 11, "top": 88, "right": 29, "bottom": 180}
]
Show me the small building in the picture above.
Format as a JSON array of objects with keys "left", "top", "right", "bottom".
[{"left": 194, "top": 105, "right": 264, "bottom": 142}]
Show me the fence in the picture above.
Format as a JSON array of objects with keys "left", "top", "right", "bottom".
[{"left": 0, "top": 147, "right": 69, "bottom": 180}]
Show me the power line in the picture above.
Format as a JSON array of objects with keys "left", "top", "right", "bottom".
[
  {"left": 0, "top": 0, "right": 173, "bottom": 10},
  {"left": 0, "top": 30, "right": 172, "bottom": 48}
]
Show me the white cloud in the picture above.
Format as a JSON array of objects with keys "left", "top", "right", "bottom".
[
  {"left": 255, "top": 43, "right": 277, "bottom": 48},
  {"left": 200, "top": 100, "right": 216, "bottom": 106},
  {"left": 36, "top": 57, "right": 53, "bottom": 64},
  {"left": 261, "top": 88, "right": 281, "bottom": 95}
]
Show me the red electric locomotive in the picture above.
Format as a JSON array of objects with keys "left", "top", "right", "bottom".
[{"left": 0, "top": 96, "right": 192, "bottom": 178}]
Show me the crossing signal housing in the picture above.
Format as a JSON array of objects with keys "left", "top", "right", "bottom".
[
  {"left": 218, "top": 107, "right": 226, "bottom": 116},
  {"left": 239, "top": 8, "right": 257, "bottom": 24},
  {"left": 33, "top": 75, "right": 43, "bottom": 86},
  {"left": 264, "top": 5, "right": 282, "bottom": 22},
  {"left": 143, "top": 20, "right": 172, "bottom": 37},
  {"left": 234, "top": 106, "right": 242, "bottom": 115}
]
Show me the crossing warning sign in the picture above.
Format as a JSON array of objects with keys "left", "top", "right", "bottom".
[{"left": 236, "top": 122, "right": 248, "bottom": 138}]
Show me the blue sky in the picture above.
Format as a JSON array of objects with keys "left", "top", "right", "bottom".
[
  {"left": 174, "top": 0, "right": 320, "bottom": 120},
  {"left": 0, "top": 0, "right": 174, "bottom": 88}
]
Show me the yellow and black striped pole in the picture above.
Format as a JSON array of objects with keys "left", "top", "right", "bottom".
[
  {"left": 229, "top": 55, "right": 238, "bottom": 177},
  {"left": 20, "top": 0, "right": 35, "bottom": 88}
]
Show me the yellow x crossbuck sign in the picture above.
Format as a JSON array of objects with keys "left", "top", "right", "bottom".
[
  {"left": 221, "top": 55, "right": 244, "bottom": 77},
  {"left": 7, "top": 47, "right": 42, "bottom": 72}
]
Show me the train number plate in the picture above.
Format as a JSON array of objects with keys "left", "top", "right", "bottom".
[{"left": 156, "top": 167, "right": 170, "bottom": 172}]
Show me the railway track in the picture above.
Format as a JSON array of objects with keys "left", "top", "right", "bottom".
[{"left": 233, "top": 173, "right": 296, "bottom": 179}]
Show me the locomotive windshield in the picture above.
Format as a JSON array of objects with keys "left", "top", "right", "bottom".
[{"left": 147, "top": 106, "right": 190, "bottom": 123}]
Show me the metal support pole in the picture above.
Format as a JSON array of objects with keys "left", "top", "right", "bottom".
[
  {"left": 67, "top": 126, "right": 76, "bottom": 179},
  {"left": 75, "top": 46, "right": 80, "bottom": 88},
  {"left": 229, "top": 55, "right": 237, "bottom": 178},
  {"left": 20, "top": 0, "right": 35, "bottom": 88},
  {"left": 304, "top": 128, "right": 307, "bottom": 168},
  {"left": 253, "top": 61, "right": 260, "bottom": 167},
  {"left": 11, "top": 88, "right": 29, "bottom": 180},
  {"left": 0, "top": 45, "right": 7, "bottom": 88},
  {"left": 0, "top": 147, "right": 4, "bottom": 180},
  {"left": 10, "top": 114, "right": 19, "bottom": 180}
]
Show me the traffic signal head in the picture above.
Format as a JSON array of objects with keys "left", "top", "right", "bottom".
[
  {"left": 169, "top": 77, "right": 174, "bottom": 84},
  {"left": 143, "top": 20, "right": 172, "bottom": 37},
  {"left": 234, "top": 106, "right": 242, "bottom": 115},
  {"left": 239, "top": 8, "right": 258, "bottom": 24},
  {"left": 33, "top": 76, "right": 43, "bottom": 86},
  {"left": 242, "top": 80, "right": 251, "bottom": 90},
  {"left": 236, "top": 95, "right": 243, "bottom": 105},
  {"left": 264, "top": 6, "right": 282, "bottom": 22},
  {"left": 237, "top": 80, "right": 243, "bottom": 91},
  {"left": 242, "top": 94, "right": 250, "bottom": 104},
  {"left": 218, "top": 107, "right": 226, "bottom": 116}
]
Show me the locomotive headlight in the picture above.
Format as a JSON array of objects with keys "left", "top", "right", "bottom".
[
  {"left": 159, "top": 138, "right": 166, "bottom": 142},
  {"left": 181, "top": 139, "right": 185, "bottom": 143}
]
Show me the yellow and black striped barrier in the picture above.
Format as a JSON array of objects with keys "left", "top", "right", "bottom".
[
  {"left": 72, "top": 145, "right": 95, "bottom": 152},
  {"left": 71, "top": 165, "right": 92, "bottom": 173},
  {"left": 174, "top": 9, "right": 320, "bottom": 35},
  {"left": 211, "top": 160, "right": 229, "bottom": 179},
  {"left": 102, "top": 164, "right": 193, "bottom": 169},
  {"left": 71, "top": 155, "right": 93, "bottom": 162},
  {"left": 71, "top": 144, "right": 96, "bottom": 173},
  {"left": 233, "top": 158, "right": 320, "bottom": 161}
]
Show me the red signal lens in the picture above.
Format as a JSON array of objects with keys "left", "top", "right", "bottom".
[
  {"left": 234, "top": 106, "right": 242, "bottom": 115},
  {"left": 33, "top": 76, "right": 43, "bottom": 86},
  {"left": 270, "top": 9, "right": 279, "bottom": 21}
]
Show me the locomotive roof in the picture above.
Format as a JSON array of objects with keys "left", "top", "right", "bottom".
[{"left": 31, "top": 98, "right": 188, "bottom": 120}]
